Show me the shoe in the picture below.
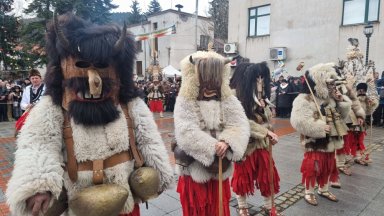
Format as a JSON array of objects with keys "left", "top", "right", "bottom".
[
  {"left": 354, "top": 158, "right": 368, "bottom": 166},
  {"left": 261, "top": 206, "right": 284, "bottom": 216},
  {"left": 338, "top": 167, "right": 352, "bottom": 176},
  {"left": 317, "top": 191, "right": 338, "bottom": 202},
  {"left": 330, "top": 181, "right": 341, "bottom": 189},
  {"left": 236, "top": 207, "right": 250, "bottom": 216},
  {"left": 304, "top": 193, "right": 318, "bottom": 206}
]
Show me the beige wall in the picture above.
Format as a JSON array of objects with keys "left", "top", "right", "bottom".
[
  {"left": 128, "top": 11, "right": 213, "bottom": 79},
  {"left": 228, "top": 0, "right": 384, "bottom": 77}
]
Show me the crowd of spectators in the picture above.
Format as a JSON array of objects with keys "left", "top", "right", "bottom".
[
  {"left": 135, "top": 76, "right": 181, "bottom": 112},
  {"left": 373, "top": 71, "right": 384, "bottom": 127},
  {"left": 271, "top": 75, "right": 303, "bottom": 118},
  {"left": 0, "top": 78, "right": 31, "bottom": 122}
]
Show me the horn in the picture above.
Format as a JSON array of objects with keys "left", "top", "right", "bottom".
[
  {"left": 253, "top": 92, "right": 262, "bottom": 106},
  {"left": 53, "top": 12, "right": 70, "bottom": 50},
  {"left": 114, "top": 22, "right": 127, "bottom": 53},
  {"left": 189, "top": 55, "right": 195, "bottom": 65},
  {"left": 265, "top": 98, "right": 276, "bottom": 108}
]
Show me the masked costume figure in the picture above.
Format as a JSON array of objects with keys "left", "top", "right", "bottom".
[
  {"left": 173, "top": 51, "right": 249, "bottom": 216},
  {"left": 229, "top": 62, "right": 281, "bottom": 216},
  {"left": 290, "top": 63, "right": 352, "bottom": 206},
  {"left": 336, "top": 39, "right": 380, "bottom": 168},
  {"left": 147, "top": 64, "right": 165, "bottom": 117},
  {"left": 6, "top": 13, "right": 174, "bottom": 216},
  {"left": 331, "top": 74, "right": 365, "bottom": 188},
  {"left": 349, "top": 83, "right": 378, "bottom": 164}
]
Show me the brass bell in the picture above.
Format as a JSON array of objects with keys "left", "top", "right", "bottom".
[
  {"left": 129, "top": 167, "right": 160, "bottom": 202},
  {"left": 69, "top": 184, "right": 128, "bottom": 216}
]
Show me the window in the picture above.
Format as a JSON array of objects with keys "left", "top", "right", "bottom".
[
  {"left": 136, "top": 41, "right": 142, "bottom": 52},
  {"left": 342, "top": 0, "right": 380, "bottom": 25},
  {"left": 248, "top": 5, "right": 270, "bottom": 37},
  {"left": 136, "top": 61, "right": 143, "bottom": 76},
  {"left": 199, "top": 35, "right": 210, "bottom": 50}
]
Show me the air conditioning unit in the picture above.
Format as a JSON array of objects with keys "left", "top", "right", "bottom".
[
  {"left": 270, "top": 47, "right": 287, "bottom": 60},
  {"left": 224, "top": 43, "right": 237, "bottom": 54}
]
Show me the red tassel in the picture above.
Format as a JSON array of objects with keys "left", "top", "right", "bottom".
[
  {"left": 269, "top": 207, "right": 277, "bottom": 216},
  {"left": 15, "top": 110, "right": 30, "bottom": 132},
  {"left": 119, "top": 204, "right": 140, "bottom": 216}
]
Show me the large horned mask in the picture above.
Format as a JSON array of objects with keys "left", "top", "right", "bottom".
[{"left": 53, "top": 13, "right": 128, "bottom": 125}]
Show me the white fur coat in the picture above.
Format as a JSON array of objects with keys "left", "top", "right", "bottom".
[
  {"left": 291, "top": 94, "right": 352, "bottom": 152},
  {"left": 6, "top": 96, "right": 174, "bottom": 216},
  {"left": 174, "top": 95, "right": 249, "bottom": 183}
]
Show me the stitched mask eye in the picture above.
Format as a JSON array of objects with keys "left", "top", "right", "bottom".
[
  {"left": 75, "top": 61, "right": 91, "bottom": 68},
  {"left": 93, "top": 62, "right": 109, "bottom": 69}
]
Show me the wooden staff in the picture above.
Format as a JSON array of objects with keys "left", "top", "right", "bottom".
[
  {"left": 218, "top": 157, "right": 223, "bottom": 216},
  {"left": 297, "top": 62, "right": 324, "bottom": 120},
  {"left": 268, "top": 142, "right": 277, "bottom": 216},
  {"left": 303, "top": 75, "right": 325, "bottom": 121}
]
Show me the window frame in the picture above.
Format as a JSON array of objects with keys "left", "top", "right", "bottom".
[
  {"left": 248, "top": 4, "right": 271, "bottom": 37},
  {"left": 342, "top": 0, "right": 381, "bottom": 26}
]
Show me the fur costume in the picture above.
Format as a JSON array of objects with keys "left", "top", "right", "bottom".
[
  {"left": 290, "top": 63, "right": 351, "bottom": 196},
  {"left": 6, "top": 13, "right": 174, "bottom": 216},
  {"left": 229, "top": 62, "right": 280, "bottom": 212},
  {"left": 174, "top": 51, "right": 249, "bottom": 216},
  {"left": 337, "top": 38, "right": 380, "bottom": 166}
]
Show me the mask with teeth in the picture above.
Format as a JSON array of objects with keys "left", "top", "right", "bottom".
[
  {"left": 61, "top": 56, "right": 121, "bottom": 126},
  {"left": 61, "top": 56, "right": 120, "bottom": 109}
]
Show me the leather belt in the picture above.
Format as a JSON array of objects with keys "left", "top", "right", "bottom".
[{"left": 77, "top": 151, "right": 132, "bottom": 171}]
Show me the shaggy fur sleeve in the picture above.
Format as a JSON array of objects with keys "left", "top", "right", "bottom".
[
  {"left": 348, "top": 90, "right": 366, "bottom": 119},
  {"left": 290, "top": 94, "right": 327, "bottom": 138},
  {"left": 218, "top": 95, "right": 250, "bottom": 162},
  {"left": 6, "top": 96, "right": 64, "bottom": 216},
  {"left": 366, "top": 98, "right": 379, "bottom": 115},
  {"left": 249, "top": 120, "right": 268, "bottom": 139},
  {"left": 174, "top": 96, "right": 217, "bottom": 166},
  {"left": 129, "top": 98, "right": 174, "bottom": 192},
  {"left": 337, "top": 95, "right": 352, "bottom": 120}
]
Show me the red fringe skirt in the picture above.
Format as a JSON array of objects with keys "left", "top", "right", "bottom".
[
  {"left": 177, "top": 175, "right": 231, "bottom": 216},
  {"left": 231, "top": 149, "right": 280, "bottom": 197},
  {"left": 350, "top": 131, "right": 366, "bottom": 156},
  {"left": 301, "top": 151, "right": 338, "bottom": 189},
  {"left": 336, "top": 132, "right": 353, "bottom": 155},
  {"left": 119, "top": 204, "right": 140, "bottom": 216},
  {"left": 149, "top": 100, "right": 164, "bottom": 112},
  {"left": 336, "top": 131, "right": 366, "bottom": 156}
]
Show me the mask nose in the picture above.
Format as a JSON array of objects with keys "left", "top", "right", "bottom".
[{"left": 88, "top": 69, "right": 102, "bottom": 96}]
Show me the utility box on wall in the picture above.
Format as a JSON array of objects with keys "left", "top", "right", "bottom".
[
  {"left": 270, "top": 47, "right": 287, "bottom": 60},
  {"left": 224, "top": 43, "right": 238, "bottom": 54}
]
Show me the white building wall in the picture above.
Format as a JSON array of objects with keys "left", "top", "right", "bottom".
[
  {"left": 128, "top": 10, "right": 213, "bottom": 79},
  {"left": 228, "top": 0, "right": 384, "bottom": 77}
]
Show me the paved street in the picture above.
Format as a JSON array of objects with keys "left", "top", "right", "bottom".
[{"left": 1, "top": 113, "right": 383, "bottom": 216}]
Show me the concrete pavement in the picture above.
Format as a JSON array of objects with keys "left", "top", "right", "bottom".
[{"left": 1, "top": 114, "right": 384, "bottom": 216}]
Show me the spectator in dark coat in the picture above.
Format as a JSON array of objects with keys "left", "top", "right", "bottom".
[{"left": 276, "top": 79, "right": 291, "bottom": 118}]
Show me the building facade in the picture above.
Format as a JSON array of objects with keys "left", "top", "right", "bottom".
[
  {"left": 127, "top": 9, "right": 213, "bottom": 79},
  {"left": 228, "top": 0, "right": 383, "bottom": 77}
]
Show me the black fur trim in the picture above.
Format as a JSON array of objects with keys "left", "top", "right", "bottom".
[
  {"left": 68, "top": 98, "right": 120, "bottom": 126},
  {"left": 230, "top": 62, "right": 271, "bottom": 120}
]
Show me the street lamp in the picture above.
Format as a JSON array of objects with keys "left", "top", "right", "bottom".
[{"left": 363, "top": 23, "right": 373, "bottom": 65}]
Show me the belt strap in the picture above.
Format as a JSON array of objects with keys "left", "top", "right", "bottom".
[
  {"left": 78, "top": 151, "right": 132, "bottom": 171},
  {"left": 63, "top": 112, "right": 78, "bottom": 182},
  {"left": 121, "top": 103, "right": 144, "bottom": 168}
]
